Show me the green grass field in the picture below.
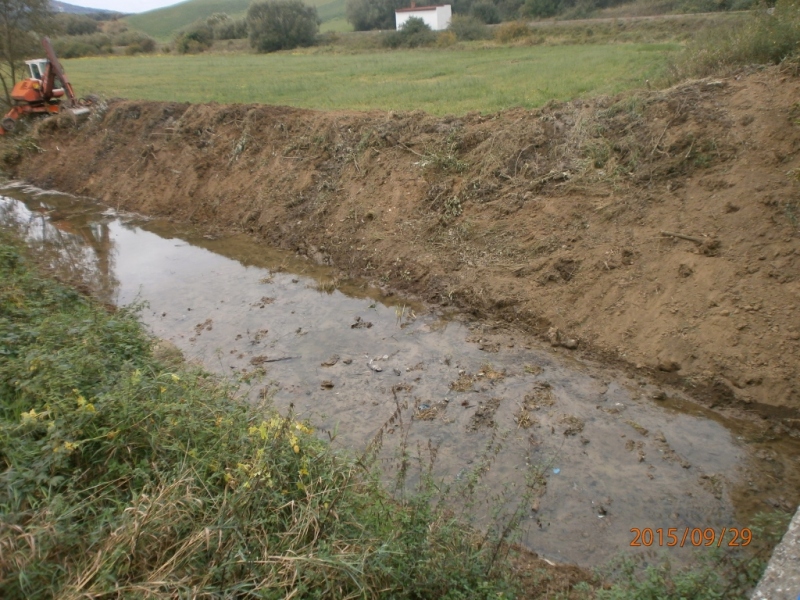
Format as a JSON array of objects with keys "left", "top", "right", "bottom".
[
  {"left": 64, "top": 43, "right": 676, "bottom": 115},
  {"left": 126, "top": 0, "right": 348, "bottom": 40}
]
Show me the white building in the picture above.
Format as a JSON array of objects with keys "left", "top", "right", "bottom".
[{"left": 395, "top": 4, "right": 452, "bottom": 31}]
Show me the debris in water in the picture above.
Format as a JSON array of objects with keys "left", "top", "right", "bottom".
[
  {"left": 351, "top": 316, "right": 373, "bottom": 329},
  {"left": 321, "top": 355, "right": 340, "bottom": 367}
]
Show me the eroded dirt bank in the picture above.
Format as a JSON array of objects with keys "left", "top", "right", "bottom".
[{"left": 4, "top": 67, "right": 800, "bottom": 426}]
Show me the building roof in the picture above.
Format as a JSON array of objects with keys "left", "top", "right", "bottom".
[{"left": 396, "top": 4, "right": 446, "bottom": 12}]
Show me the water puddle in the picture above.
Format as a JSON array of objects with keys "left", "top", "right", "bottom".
[{"left": 2, "top": 182, "right": 798, "bottom": 567}]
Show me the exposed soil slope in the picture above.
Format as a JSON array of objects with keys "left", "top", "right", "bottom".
[{"left": 5, "top": 66, "right": 800, "bottom": 427}]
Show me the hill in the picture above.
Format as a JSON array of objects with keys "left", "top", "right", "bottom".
[
  {"left": 51, "top": 0, "right": 125, "bottom": 16},
  {"left": 126, "top": 0, "right": 347, "bottom": 40}
]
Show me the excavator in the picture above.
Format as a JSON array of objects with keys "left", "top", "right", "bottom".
[{"left": 1, "top": 37, "right": 91, "bottom": 135}]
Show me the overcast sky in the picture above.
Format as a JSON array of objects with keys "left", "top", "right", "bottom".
[{"left": 67, "top": 0, "right": 184, "bottom": 13}]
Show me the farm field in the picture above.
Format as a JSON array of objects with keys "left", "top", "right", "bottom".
[{"left": 64, "top": 43, "right": 676, "bottom": 115}]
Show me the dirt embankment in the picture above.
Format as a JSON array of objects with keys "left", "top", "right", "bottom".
[{"left": 4, "top": 67, "right": 800, "bottom": 426}]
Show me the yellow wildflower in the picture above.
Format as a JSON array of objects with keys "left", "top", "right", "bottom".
[
  {"left": 63, "top": 441, "right": 77, "bottom": 453},
  {"left": 106, "top": 430, "right": 119, "bottom": 439},
  {"left": 160, "top": 386, "right": 166, "bottom": 394},
  {"left": 76, "top": 395, "right": 86, "bottom": 407},
  {"left": 293, "top": 445, "right": 300, "bottom": 454},
  {"left": 20, "top": 409, "right": 38, "bottom": 424},
  {"left": 171, "top": 374, "right": 180, "bottom": 382},
  {"left": 299, "top": 467, "right": 309, "bottom": 477}
]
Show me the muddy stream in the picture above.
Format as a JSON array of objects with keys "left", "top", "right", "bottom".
[{"left": 2, "top": 182, "right": 798, "bottom": 568}]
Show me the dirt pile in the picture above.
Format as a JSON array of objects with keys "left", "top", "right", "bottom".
[{"left": 4, "top": 67, "right": 800, "bottom": 425}]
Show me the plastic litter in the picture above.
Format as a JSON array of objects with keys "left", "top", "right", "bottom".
[{"left": 552, "top": 468, "right": 561, "bottom": 475}]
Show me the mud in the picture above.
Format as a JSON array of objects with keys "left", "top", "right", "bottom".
[{"left": 3, "top": 185, "right": 799, "bottom": 568}]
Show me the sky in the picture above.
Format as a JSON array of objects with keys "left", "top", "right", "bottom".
[{"left": 63, "top": 0, "right": 184, "bottom": 13}]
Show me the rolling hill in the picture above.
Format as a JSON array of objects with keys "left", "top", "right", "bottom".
[
  {"left": 51, "top": 0, "right": 124, "bottom": 16},
  {"left": 126, "top": 0, "right": 348, "bottom": 41}
]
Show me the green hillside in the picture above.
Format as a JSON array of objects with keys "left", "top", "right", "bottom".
[{"left": 126, "top": 0, "right": 349, "bottom": 41}]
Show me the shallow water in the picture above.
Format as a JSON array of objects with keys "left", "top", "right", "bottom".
[{"left": 3, "top": 182, "right": 798, "bottom": 567}]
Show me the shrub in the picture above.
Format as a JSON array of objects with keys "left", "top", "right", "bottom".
[
  {"left": 449, "top": 14, "right": 491, "bottom": 40},
  {"left": 494, "top": 20, "right": 531, "bottom": 42},
  {"left": 470, "top": 0, "right": 501, "bottom": 23},
  {"left": 214, "top": 17, "right": 248, "bottom": 39},
  {"left": 247, "top": 0, "right": 320, "bottom": 53},
  {"left": 383, "top": 16, "right": 438, "bottom": 48},
  {"left": 174, "top": 21, "right": 214, "bottom": 54},
  {"left": 52, "top": 39, "right": 104, "bottom": 58},
  {"left": 522, "top": 0, "right": 563, "bottom": 18},
  {"left": 112, "top": 30, "right": 157, "bottom": 51},
  {"left": 52, "top": 33, "right": 113, "bottom": 58},
  {"left": 56, "top": 13, "right": 99, "bottom": 36},
  {"left": 346, "top": 0, "right": 406, "bottom": 31}
]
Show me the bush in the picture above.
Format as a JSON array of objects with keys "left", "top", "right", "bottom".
[
  {"left": 522, "top": 0, "right": 563, "bottom": 18},
  {"left": 383, "top": 16, "right": 438, "bottom": 48},
  {"left": 494, "top": 20, "right": 531, "bottom": 41},
  {"left": 214, "top": 17, "right": 248, "bottom": 39},
  {"left": 174, "top": 22, "right": 214, "bottom": 54},
  {"left": 470, "top": 0, "right": 501, "bottom": 23},
  {"left": 112, "top": 30, "right": 157, "bottom": 51},
  {"left": 52, "top": 33, "right": 113, "bottom": 58},
  {"left": 346, "top": 0, "right": 407, "bottom": 31},
  {"left": 52, "top": 39, "right": 101, "bottom": 58},
  {"left": 56, "top": 13, "right": 99, "bottom": 36},
  {"left": 449, "top": 14, "right": 491, "bottom": 40},
  {"left": 247, "top": 0, "right": 319, "bottom": 53}
]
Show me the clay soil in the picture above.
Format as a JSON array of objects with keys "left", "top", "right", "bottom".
[{"left": 4, "top": 66, "right": 800, "bottom": 431}]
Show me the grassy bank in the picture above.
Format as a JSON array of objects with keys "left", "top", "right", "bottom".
[
  {"left": 0, "top": 231, "right": 525, "bottom": 598},
  {"left": 63, "top": 44, "right": 674, "bottom": 115}
]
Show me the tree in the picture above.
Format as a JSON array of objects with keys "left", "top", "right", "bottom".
[
  {"left": 470, "top": 0, "right": 501, "bottom": 23},
  {"left": 522, "top": 0, "right": 562, "bottom": 17},
  {"left": 247, "top": 0, "right": 319, "bottom": 53},
  {"left": 0, "top": 0, "right": 55, "bottom": 107},
  {"left": 382, "top": 16, "right": 437, "bottom": 48},
  {"left": 345, "top": 0, "right": 407, "bottom": 31}
]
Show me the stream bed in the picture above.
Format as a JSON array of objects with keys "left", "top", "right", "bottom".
[{"left": 2, "top": 181, "right": 798, "bottom": 568}]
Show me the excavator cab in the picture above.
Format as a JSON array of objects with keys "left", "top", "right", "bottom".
[
  {"left": 26, "top": 59, "right": 48, "bottom": 81},
  {"left": 25, "top": 59, "right": 65, "bottom": 98}
]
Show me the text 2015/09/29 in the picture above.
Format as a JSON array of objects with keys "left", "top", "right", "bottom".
[{"left": 630, "top": 527, "right": 752, "bottom": 548}]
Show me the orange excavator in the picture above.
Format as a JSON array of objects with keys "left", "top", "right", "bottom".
[{"left": 1, "top": 37, "right": 91, "bottom": 135}]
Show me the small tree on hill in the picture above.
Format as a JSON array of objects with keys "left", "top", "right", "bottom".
[{"left": 247, "top": 0, "right": 319, "bottom": 53}]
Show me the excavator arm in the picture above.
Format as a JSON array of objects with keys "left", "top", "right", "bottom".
[{"left": 41, "top": 37, "right": 78, "bottom": 107}]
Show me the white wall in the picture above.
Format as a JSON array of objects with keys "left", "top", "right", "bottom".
[{"left": 395, "top": 5, "right": 452, "bottom": 31}]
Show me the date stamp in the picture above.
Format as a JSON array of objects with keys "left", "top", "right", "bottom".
[{"left": 630, "top": 527, "right": 752, "bottom": 548}]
